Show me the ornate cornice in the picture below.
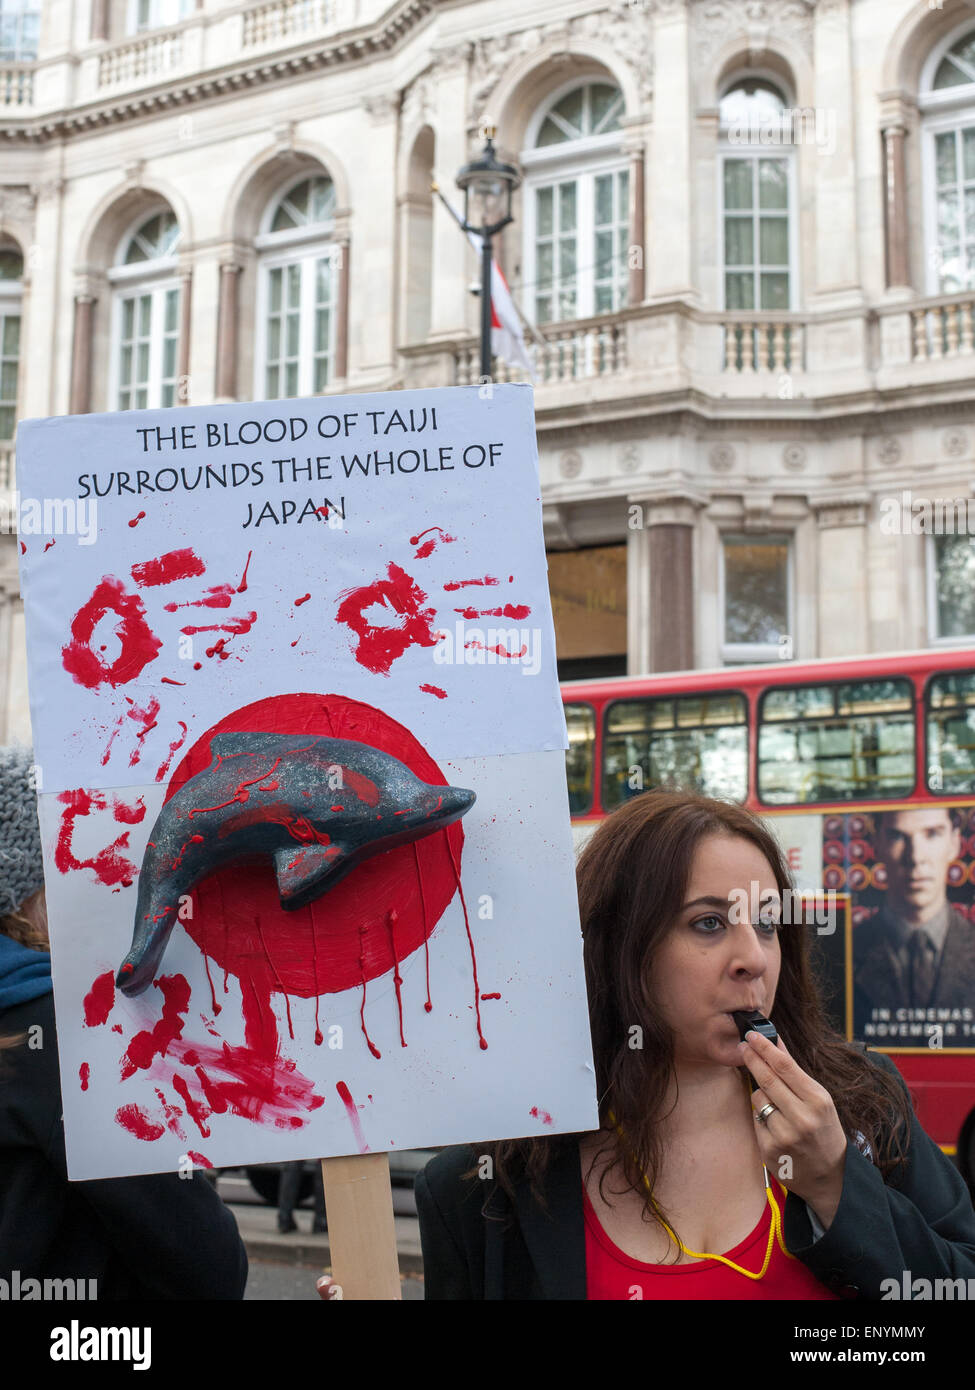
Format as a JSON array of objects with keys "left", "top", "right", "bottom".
[{"left": 0, "top": 0, "right": 436, "bottom": 144}]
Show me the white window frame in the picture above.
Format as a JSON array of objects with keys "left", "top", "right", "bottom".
[
  {"left": 108, "top": 274, "right": 180, "bottom": 411},
  {"left": 926, "top": 531, "right": 975, "bottom": 645},
  {"left": 719, "top": 531, "right": 794, "bottom": 665},
  {"left": 0, "top": 275, "right": 21, "bottom": 442},
  {"left": 520, "top": 78, "right": 628, "bottom": 328},
  {"left": 126, "top": 0, "right": 192, "bottom": 34},
  {"left": 254, "top": 174, "right": 339, "bottom": 400},
  {"left": 717, "top": 145, "right": 799, "bottom": 314}
]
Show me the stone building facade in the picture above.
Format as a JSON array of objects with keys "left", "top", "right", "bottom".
[{"left": 1, "top": 0, "right": 975, "bottom": 738}]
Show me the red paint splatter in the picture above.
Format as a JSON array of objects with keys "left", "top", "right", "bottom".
[
  {"left": 128, "top": 511, "right": 146, "bottom": 528},
  {"left": 164, "top": 586, "right": 233, "bottom": 612},
  {"left": 55, "top": 789, "right": 142, "bottom": 887},
  {"left": 419, "top": 684, "right": 448, "bottom": 699},
  {"left": 410, "top": 526, "right": 456, "bottom": 559},
  {"left": 291, "top": 637, "right": 301, "bottom": 647},
  {"left": 131, "top": 548, "right": 206, "bottom": 589},
  {"left": 442, "top": 576, "right": 500, "bottom": 591},
  {"left": 386, "top": 909, "right": 406, "bottom": 1048},
  {"left": 530, "top": 1106, "right": 554, "bottom": 1125},
  {"left": 154, "top": 1087, "right": 186, "bottom": 1138},
  {"left": 358, "top": 924, "right": 381, "bottom": 1059},
  {"left": 160, "top": 677, "right": 186, "bottom": 685},
  {"left": 294, "top": 593, "right": 311, "bottom": 607},
  {"left": 181, "top": 613, "right": 257, "bottom": 638},
  {"left": 43, "top": 539, "right": 56, "bottom": 553},
  {"left": 62, "top": 578, "right": 162, "bottom": 690},
  {"left": 187, "top": 1151, "right": 213, "bottom": 1169},
  {"left": 115, "top": 1103, "right": 165, "bottom": 1141},
  {"left": 173, "top": 1073, "right": 211, "bottom": 1138},
  {"left": 237, "top": 551, "right": 252, "bottom": 592},
  {"left": 316, "top": 506, "right": 329, "bottom": 520},
  {"left": 193, "top": 662, "right": 202, "bottom": 670},
  {"left": 112, "top": 1023, "right": 123, "bottom": 1034},
  {"left": 336, "top": 563, "right": 441, "bottom": 675},
  {"left": 19, "top": 541, "right": 25, "bottom": 555},
  {"left": 83, "top": 971, "right": 116, "bottom": 1027},
  {"left": 120, "top": 974, "right": 191, "bottom": 1079},
  {"left": 336, "top": 1081, "right": 369, "bottom": 1153},
  {"left": 79, "top": 1062, "right": 90, "bottom": 1091},
  {"left": 464, "top": 638, "right": 528, "bottom": 659},
  {"left": 125, "top": 694, "right": 160, "bottom": 767},
  {"left": 453, "top": 604, "right": 532, "bottom": 620},
  {"left": 445, "top": 833, "right": 487, "bottom": 1050},
  {"left": 207, "top": 638, "right": 230, "bottom": 661},
  {"left": 100, "top": 713, "right": 126, "bottom": 768}
]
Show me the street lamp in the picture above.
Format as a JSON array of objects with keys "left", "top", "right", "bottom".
[{"left": 456, "top": 126, "right": 521, "bottom": 382}]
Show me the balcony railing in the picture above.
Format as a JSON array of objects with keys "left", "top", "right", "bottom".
[
  {"left": 0, "top": 64, "right": 33, "bottom": 106},
  {"left": 0, "top": 444, "right": 14, "bottom": 492},
  {"left": 454, "top": 315, "right": 627, "bottom": 386},
  {"left": 242, "top": 0, "right": 334, "bottom": 48},
  {"left": 910, "top": 293, "right": 975, "bottom": 361},
  {"left": 98, "top": 32, "right": 184, "bottom": 88},
  {"left": 720, "top": 314, "right": 805, "bottom": 374}
]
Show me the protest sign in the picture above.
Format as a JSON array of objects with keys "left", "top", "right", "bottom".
[{"left": 17, "top": 384, "right": 598, "bottom": 1182}]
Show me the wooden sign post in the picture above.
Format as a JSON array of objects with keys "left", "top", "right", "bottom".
[{"left": 321, "top": 1154, "right": 402, "bottom": 1300}]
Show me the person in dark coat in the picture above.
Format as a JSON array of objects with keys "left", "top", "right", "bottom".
[
  {"left": 0, "top": 745, "right": 248, "bottom": 1299},
  {"left": 415, "top": 791, "right": 975, "bottom": 1300}
]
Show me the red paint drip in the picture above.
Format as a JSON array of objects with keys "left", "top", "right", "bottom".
[
  {"left": 187, "top": 1151, "right": 213, "bottom": 1168},
  {"left": 444, "top": 832, "right": 487, "bottom": 1050},
  {"left": 115, "top": 1103, "right": 165, "bottom": 1142},
  {"left": 120, "top": 974, "right": 191, "bottom": 1079},
  {"left": 164, "top": 586, "right": 234, "bottom": 612},
  {"left": 386, "top": 908, "right": 406, "bottom": 1048},
  {"left": 413, "top": 539, "right": 437, "bottom": 559},
  {"left": 173, "top": 1073, "right": 211, "bottom": 1138},
  {"left": 62, "top": 577, "right": 162, "bottom": 690},
  {"left": 100, "top": 713, "right": 126, "bottom": 768},
  {"left": 155, "top": 721, "right": 188, "bottom": 782},
  {"left": 161, "top": 676, "right": 186, "bottom": 685},
  {"left": 257, "top": 916, "right": 293, "bottom": 1041},
  {"left": 181, "top": 612, "right": 257, "bottom": 637},
  {"left": 481, "top": 992, "right": 501, "bottom": 1001},
  {"left": 19, "top": 541, "right": 25, "bottom": 555},
  {"left": 312, "top": 915, "right": 322, "bottom": 1046},
  {"left": 464, "top": 638, "right": 527, "bottom": 659},
  {"left": 419, "top": 683, "right": 448, "bottom": 699},
  {"left": 126, "top": 695, "right": 160, "bottom": 767},
  {"left": 336, "top": 562, "right": 441, "bottom": 675},
  {"left": 128, "top": 511, "right": 146, "bottom": 528},
  {"left": 294, "top": 593, "right": 311, "bottom": 606},
  {"left": 358, "top": 925, "right": 381, "bottom": 1059},
  {"left": 188, "top": 757, "right": 283, "bottom": 818},
  {"left": 442, "top": 576, "right": 500, "bottom": 591},
  {"left": 83, "top": 971, "right": 115, "bottom": 1027},
  {"left": 131, "top": 547, "right": 206, "bottom": 589},
  {"left": 336, "top": 1081, "right": 370, "bottom": 1153},
  {"left": 237, "top": 551, "right": 252, "bottom": 592},
  {"left": 291, "top": 637, "right": 301, "bottom": 647},
  {"left": 43, "top": 539, "right": 56, "bottom": 553},
  {"left": 410, "top": 526, "right": 456, "bottom": 559},
  {"left": 79, "top": 1062, "right": 90, "bottom": 1091},
  {"left": 453, "top": 604, "right": 532, "bottom": 620},
  {"left": 413, "top": 845, "right": 433, "bottom": 1013}
]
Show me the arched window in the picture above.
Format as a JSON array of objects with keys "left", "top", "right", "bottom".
[
  {"left": 109, "top": 209, "right": 182, "bottom": 410},
  {"left": 0, "top": 241, "right": 22, "bottom": 441},
  {"left": 256, "top": 174, "right": 338, "bottom": 398},
  {"left": 920, "top": 26, "right": 975, "bottom": 295},
  {"left": 520, "top": 81, "right": 628, "bottom": 325},
  {"left": 126, "top": 0, "right": 192, "bottom": 35},
  {"left": 0, "top": 0, "right": 40, "bottom": 60},
  {"left": 718, "top": 76, "right": 796, "bottom": 313}
]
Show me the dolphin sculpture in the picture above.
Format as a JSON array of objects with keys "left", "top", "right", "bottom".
[{"left": 116, "top": 730, "right": 476, "bottom": 997}]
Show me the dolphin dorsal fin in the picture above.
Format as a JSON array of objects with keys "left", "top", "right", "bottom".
[{"left": 273, "top": 843, "right": 347, "bottom": 908}]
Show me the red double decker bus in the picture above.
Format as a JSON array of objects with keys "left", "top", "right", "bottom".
[{"left": 561, "top": 647, "right": 975, "bottom": 1187}]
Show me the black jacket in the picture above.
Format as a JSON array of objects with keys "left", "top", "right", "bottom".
[
  {"left": 415, "top": 1051, "right": 975, "bottom": 1299},
  {"left": 0, "top": 990, "right": 248, "bottom": 1299}
]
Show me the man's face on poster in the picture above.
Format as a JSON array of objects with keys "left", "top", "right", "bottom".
[{"left": 876, "top": 808, "right": 961, "bottom": 920}]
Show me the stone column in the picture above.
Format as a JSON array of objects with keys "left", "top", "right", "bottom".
[
  {"left": 627, "top": 146, "right": 645, "bottom": 306},
  {"left": 634, "top": 494, "right": 701, "bottom": 673},
  {"left": 214, "top": 263, "right": 241, "bottom": 402},
  {"left": 89, "top": 0, "right": 109, "bottom": 41},
  {"left": 811, "top": 0, "right": 861, "bottom": 303},
  {"left": 429, "top": 43, "right": 473, "bottom": 338},
  {"left": 882, "top": 125, "right": 910, "bottom": 290},
  {"left": 177, "top": 268, "right": 192, "bottom": 405},
  {"left": 813, "top": 495, "right": 869, "bottom": 657},
  {"left": 648, "top": 2, "right": 694, "bottom": 300},
  {"left": 69, "top": 294, "right": 95, "bottom": 414},
  {"left": 333, "top": 227, "right": 351, "bottom": 382}
]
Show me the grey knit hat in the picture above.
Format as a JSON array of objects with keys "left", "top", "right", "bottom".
[{"left": 0, "top": 744, "right": 44, "bottom": 916}]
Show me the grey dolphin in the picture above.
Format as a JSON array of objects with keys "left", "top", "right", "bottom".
[{"left": 116, "top": 730, "right": 475, "bottom": 996}]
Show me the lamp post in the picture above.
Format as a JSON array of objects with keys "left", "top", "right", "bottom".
[{"left": 456, "top": 127, "right": 521, "bottom": 382}]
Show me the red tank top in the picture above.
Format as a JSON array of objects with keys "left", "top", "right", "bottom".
[{"left": 583, "top": 1181, "right": 840, "bottom": 1300}]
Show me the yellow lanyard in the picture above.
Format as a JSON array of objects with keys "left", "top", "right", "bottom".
[{"left": 607, "top": 1104, "right": 795, "bottom": 1280}]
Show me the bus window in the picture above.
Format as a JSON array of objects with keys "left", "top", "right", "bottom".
[
  {"left": 602, "top": 693, "right": 747, "bottom": 809},
  {"left": 927, "top": 670, "right": 975, "bottom": 793},
  {"left": 565, "top": 703, "right": 596, "bottom": 814},
  {"left": 758, "top": 678, "right": 914, "bottom": 804}
]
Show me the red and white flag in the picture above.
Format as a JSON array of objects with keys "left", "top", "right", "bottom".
[{"left": 466, "top": 231, "right": 536, "bottom": 380}]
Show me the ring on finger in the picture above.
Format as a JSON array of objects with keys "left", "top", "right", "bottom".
[{"left": 755, "top": 1103, "right": 777, "bottom": 1125}]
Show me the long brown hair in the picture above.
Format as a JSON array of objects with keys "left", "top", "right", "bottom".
[
  {"left": 0, "top": 890, "right": 49, "bottom": 1053},
  {"left": 479, "top": 790, "right": 912, "bottom": 1233}
]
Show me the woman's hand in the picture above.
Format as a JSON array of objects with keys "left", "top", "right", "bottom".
[{"left": 739, "top": 1029, "right": 848, "bottom": 1231}]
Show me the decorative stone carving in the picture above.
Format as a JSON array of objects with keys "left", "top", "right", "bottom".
[
  {"left": 815, "top": 502, "right": 867, "bottom": 529},
  {"left": 559, "top": 449, "right": 583, "bottom": 478},
  {"left": 402, "top": 70, "right": 434, "bottom": 133},
  {"left": 875, "top": 436, "right": 903, "bottom": 465},
  {"left": 434, "top": 39, "right": 473, "bottom": 78},
  {"left": 942, "top": 428, "right": 968, "bottom": 459},
  {"left": 694, "top": 0, "right": 816, "bottom": 69},
  {"left": 620, "top": 444, "right": 641, "bottom": 473},
  {"left": 782, "top": 443, "right": 806, "bottom": 471},
  {"left": 0, "top": 185, "right": 37, "bottom": 226},
  {"left": 362, "top": 94, "right": 399, "bottom": 122},
  {"left": 708, "top": 442, "right": 735, "bottom": 472}
]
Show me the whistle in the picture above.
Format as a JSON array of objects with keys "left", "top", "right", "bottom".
[{"left": 731, "top": 1010, "right": 778, "bottom": 1045}]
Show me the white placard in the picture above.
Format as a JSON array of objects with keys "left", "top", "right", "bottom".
[{"left": 16, "top": 386, "right": 598, "bottom": 1179}]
